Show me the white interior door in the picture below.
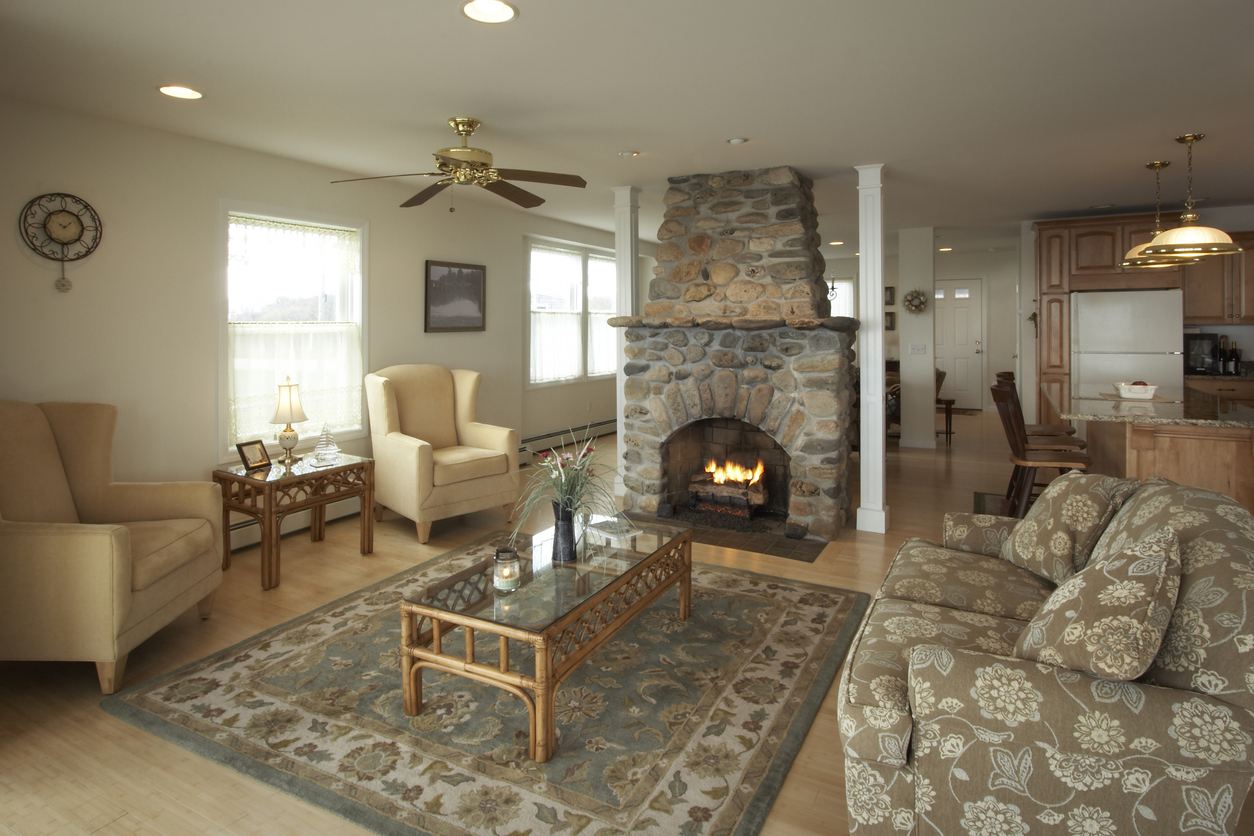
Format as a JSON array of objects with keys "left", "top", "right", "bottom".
[{"left": 934, "top": 278, "right": 985, "bottom": 410}]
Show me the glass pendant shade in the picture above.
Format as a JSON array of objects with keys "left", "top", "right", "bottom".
[
  {"left": 1143, "top": 215, "right": 1241, "bottom": 257},
  {"left": 1120, "top": 159, "right": 1202, "bottom": 269}
]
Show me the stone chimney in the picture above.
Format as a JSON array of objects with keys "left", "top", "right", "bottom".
[{"left": 647, "top": 166, "right": 830, "bottom": 321}]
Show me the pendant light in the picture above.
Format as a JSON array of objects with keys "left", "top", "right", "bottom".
[
  {"left": 1121, "top": 160, "right": 1201, "bottom": 269},
  {"left": 1143, "top": 134, "right": 1241, "bottom": 258}
]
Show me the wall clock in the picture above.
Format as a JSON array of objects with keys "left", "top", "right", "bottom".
[
  {"left": 902, "top": 288, "right": 929, "bottom": 314},
  {"left": 20, "top": 192, "right": 103, "bottom": 292}
]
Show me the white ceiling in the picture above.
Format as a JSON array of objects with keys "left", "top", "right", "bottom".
[{"left": 4, "top": 0, "right": 1254, "bottom": 265}]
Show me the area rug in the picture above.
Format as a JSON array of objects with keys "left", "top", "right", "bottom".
[{"left": 102, "top": 531, "right": 868, "bottom": 836}]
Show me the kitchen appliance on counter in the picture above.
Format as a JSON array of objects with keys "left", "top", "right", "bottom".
[
  {"left": 1184, "top": 332, "right": 1223, "bottom": 374},
  {"left": 1071, "top": 289, "right": 1184, "bottom": 402}
]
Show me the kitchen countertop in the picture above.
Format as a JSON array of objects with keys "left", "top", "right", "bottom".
[{"left": 1057, "top": 385, "right": 1254, "bottom": 428}]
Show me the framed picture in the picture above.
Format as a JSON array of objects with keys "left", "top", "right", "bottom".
[
  {"left": 236, "top": 440, "right": 271, "bottom": 470},
  {"left": 425, "top": 260, "right": 486, "bottom": 332},
  {"left": 884, "top": 286, "right": 896, "bottom": 306},
  {"left": 885, "top": 312, "right": 897, "bottom": 331}
]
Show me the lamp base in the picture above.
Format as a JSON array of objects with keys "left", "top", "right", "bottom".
[{"left": 278, "top": 425, "right": 302, "bottom": 465}]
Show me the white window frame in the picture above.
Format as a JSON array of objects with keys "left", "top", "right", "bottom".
[
  {"left": 217, "top": 200, "right": 369, "bottom": 461},
  {"left": 525, "top": 236, "right": 617, "bottom": 388},
  {"left": 827, "top": 276, "right": 858, "bottom": 319}
]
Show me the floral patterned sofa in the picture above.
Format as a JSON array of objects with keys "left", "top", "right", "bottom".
[{"left": 838, "top": 472, "right": 1254, "bottom": 834}]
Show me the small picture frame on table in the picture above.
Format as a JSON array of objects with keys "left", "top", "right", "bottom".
[
  {"left": 236, "top": 440, "right": 271, "bottom": 471},
  {"left": 884, "top": 286, "right": 896, "bottom": 306},
  {"left": 885, "top": 312, "right": 896, "bottom": 331},
  {"left": 425, "top": 260, "right": 486, "bottom": 332}
]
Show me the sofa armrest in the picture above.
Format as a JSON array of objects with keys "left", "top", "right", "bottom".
[
  {"left": 943, "top": 511, "right": 1017, "bottom": 556},
  {"left": 87, "top": 481, "right": 223, "bottom": 563},
  {"left": 908, "top": 647, "right": 1254, "bottom": 833},
  {"left": 0, "top": 521, "right": 132, "bottom": 660},
  {"left": 460, "top": 422, "right": 519, "bottom": 478}
]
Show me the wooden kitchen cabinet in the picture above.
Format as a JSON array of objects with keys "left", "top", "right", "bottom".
[
  {"left": 1036, "top": 213, "right": 1183, "bottom": 292},
  {"left": 1187, "top": 379, "right": 1254, "bottom": 405},
  {"left": 1182, "top": 231, "right": 1254, "bottom": 324}
]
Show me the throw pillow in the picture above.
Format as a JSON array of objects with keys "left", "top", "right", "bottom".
[
  {"left": 1001, "top": 471, "right": 1140, "bottom": 582},
  {"left": 1013, "top": 525, "right": 1181, "bottom": 680}
]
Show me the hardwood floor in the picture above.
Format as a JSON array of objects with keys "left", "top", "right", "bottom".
[{"left": 4, "top": 412, "right": 1245, "bottom": 834}]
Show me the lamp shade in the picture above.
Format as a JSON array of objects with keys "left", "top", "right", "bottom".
[
  {"left": 271, "top": 379, "right": 309, "bottom": 425},
  {"left": 1143, "top": 217, "right": 1242, "bottom": 257},
  {"left": 1120, "top": 241, "right": 1200, "bottom": 269}
]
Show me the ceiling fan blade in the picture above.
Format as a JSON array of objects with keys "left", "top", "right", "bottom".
[
  {"left": 495, "top": 169, "right": 587, "bottom": 188},
  {"left": 482, "top": 180, "right": 545, "bottom": 208},
  {"left": 401, "top": 182, "right": 452, "bottom": 207},
  {"left": 331, "top": 172, "right": 442, "bottom": 184}
]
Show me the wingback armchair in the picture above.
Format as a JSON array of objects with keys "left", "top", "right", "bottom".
[
  {"left": 0, "top": 401, "right": 223, "bottom": 694},
  {"left": 365, "top": 365, "right": 519, "bottom": 543}
]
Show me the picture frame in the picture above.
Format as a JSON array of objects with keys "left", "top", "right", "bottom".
[
  {"left": 885, "top": 312, "right": 897, "bottom": 331},
  {"left": 236, "top": 439, "right": 271, "bottom": 470},
  {"left": 884, "top": 286, "right": 896, "bottom": 306},
  {"left": 425, "top": 260, "right": 486, "bottom": 332}
]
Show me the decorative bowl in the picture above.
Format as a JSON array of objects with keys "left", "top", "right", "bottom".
[{"left": 1114, "top": 382, "right": 1157, "bottom": 400}]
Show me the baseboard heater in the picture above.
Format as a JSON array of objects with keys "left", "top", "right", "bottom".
[{"left": 519, "top": 419, "right": 617, "bottom": 462}]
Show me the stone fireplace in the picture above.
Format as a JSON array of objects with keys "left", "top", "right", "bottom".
[{"left": 610, "top": 166, "right": 859, "bottom": 540}]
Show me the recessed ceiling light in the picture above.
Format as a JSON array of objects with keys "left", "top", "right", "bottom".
[
  {"left": 1090, "top": 203, "right": 1115, "bottom": 210},
  {"left": 938, "top": 247, "right": 953, "bottom": 252},
  {"left": 159, "top": 85, "right": 201, "bottom": 99},
  {"left": 463, "top": 0, "right": 516, "bottom": 23},
  {"left": 726, "top": 137, "right": 748, "bottom": 145},
  {"left": 619, "top": 150, "right": 639, "bottom": 158},
  {"left": 855, "top": 252, "right": 861, "bottom": 256},
  {"left": 829, "top": 240, "right": 844, "bottom": 246}
]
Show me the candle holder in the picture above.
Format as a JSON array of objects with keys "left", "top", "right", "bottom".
[{"left": 493, "top": 547, "right": 521, "bottom": 592}]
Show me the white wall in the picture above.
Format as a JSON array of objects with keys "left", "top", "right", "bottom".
[
  {"left": 897, "top": 228, "right": 936, "bottom": 447},
  {"left": 0, "top": 96, "right": 623, "bottom": 482}
]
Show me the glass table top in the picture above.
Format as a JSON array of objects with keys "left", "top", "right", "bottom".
[
  {"left": 404, "top": 514, "right": 689, "bottom": 634},
  {"left": 215, "top": 452, "right": 372, "bottom": 482}
]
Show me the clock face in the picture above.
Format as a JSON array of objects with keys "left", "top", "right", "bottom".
[{"left": 20, "top": 193, "right": 102, "bottom": 262}]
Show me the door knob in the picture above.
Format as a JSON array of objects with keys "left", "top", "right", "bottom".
[{"left": 975, "top": 349, "right": 982, "bottom": 354}]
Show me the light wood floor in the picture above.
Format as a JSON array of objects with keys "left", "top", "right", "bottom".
[{"left": 4, "top": 412, "right": 1249, "bottom": 834}]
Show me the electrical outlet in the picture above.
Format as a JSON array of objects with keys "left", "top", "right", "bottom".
[{"left": 909, "top": 343, "right": 927, "bottom": 355}]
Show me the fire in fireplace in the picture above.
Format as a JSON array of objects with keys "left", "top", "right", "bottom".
[{"left": 690, "top": 456, "right": 768, "bottom": 519}]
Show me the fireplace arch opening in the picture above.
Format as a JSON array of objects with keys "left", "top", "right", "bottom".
[{"left": 662, "top": 418, "right": 790, "bottom": 528}]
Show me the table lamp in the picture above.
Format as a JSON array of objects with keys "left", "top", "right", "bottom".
[{"left": 271, "top": 376, "right": 309, "bottom": 464}]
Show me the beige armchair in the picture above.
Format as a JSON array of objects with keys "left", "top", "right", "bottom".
[
  {"left": 0, "top": 401, "right": 223, "bottom": 694},
  {"left": 365, "top": 365, "right": 519, "bottom": 543}
]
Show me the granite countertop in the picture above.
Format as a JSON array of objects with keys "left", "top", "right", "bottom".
[{"left": 1058, "top": 385, "right": 1254, "bottom": 428}]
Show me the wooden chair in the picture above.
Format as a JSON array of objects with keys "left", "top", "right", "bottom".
[
  {"left": 996, "top": 372, "right": 1078, "bottom": 438},
  {"left": 991, "top": 383, "right": 1090, "bottom": 517}
]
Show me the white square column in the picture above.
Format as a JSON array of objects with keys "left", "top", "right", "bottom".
[
  {"left": 856, "top": 164, "right": 888, "bottom": 533},
  {"left": 613, "top": 186, "right": 640, "bottom": 498}
]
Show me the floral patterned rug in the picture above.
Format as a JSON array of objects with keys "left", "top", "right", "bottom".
[{"left": 102, "top": 532, "right": 868, "bottom": 836}]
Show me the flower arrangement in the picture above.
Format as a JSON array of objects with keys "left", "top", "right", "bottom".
[{"left": 512, "top": 428, "right": 617, "bottom": 541}]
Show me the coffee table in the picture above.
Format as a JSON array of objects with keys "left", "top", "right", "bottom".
[{"left": 399, "top": 516, "right": 691, "bottom": 762}]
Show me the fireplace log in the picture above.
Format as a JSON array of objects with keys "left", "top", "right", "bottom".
[{"left": 689, "top": 474, "right": 768, "bottom": 508}]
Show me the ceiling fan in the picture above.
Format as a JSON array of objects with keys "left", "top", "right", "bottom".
[{"left": 332, "top": 117, "right": 587, "bottom": 209}]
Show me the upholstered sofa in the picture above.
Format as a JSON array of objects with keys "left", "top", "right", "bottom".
[
  {"left": 0, "top": 401, "right": 223, "bottom": 694},
  {"left": 839, "top": 472, "right": 1254, "bottom": 834}
]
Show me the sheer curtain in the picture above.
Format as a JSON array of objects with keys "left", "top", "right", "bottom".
[
  {"left": 530, "top": 244, "right": 584, "bottom": 383},
  {"left": 586, "top": 254, "right": 617, "bottom": 376},
  {"left": 226, "top": 214, "right": 363, "bottom": 446}
]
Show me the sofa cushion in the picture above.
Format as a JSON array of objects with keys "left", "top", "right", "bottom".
[
  {"left": 879, "top": 538, "right": 1054, "bottom": 620},
  {"left": 431, "top": 445, "right": 508, "bottom": 487},
  {"left": 122, "top": 518, "right": 215, "bottom": 591},
  {"left": 838, "top": 598, "right": 1027, "bottom": 767},
  {"left": 1014, "top": 525, "right": 1181, "bottom": 679},
  {"left": 1098, "top": 482, "right": 1254, "bottom": 711},
  {"left": 1002, "top": 471, "right": 1139, "bottom": 582}
]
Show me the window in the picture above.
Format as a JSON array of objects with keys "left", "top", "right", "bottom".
[
  {"left": 528, "top": 240, "right": 617, "bottom": 384},
  {"left": 827, "top": 277, "right": 857, "bottom": 318},
  {"left": 224, "top": 211, "right": 365, "bottom": 452}
]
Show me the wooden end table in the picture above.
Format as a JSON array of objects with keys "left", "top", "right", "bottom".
[
  {"left": 213, "top": 454, "right": 374, "bottom": 590},
  {"left": 399, "top": 517, "right": 691, "bottom": 762}
]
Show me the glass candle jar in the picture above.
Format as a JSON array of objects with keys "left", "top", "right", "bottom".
[{"left": 493, "top": 547, "right": 521, "bottom": 592}]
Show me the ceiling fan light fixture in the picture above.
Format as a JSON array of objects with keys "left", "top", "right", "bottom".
[
  {"left": 158, "top": 85, "right": 201, "bottom": 99},
  {"left": 463, "top": 0, "right": 516, "bottom": 23}
]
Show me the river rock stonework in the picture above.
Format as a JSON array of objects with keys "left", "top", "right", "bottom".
[{"left": 612, "top": 166, "right": 860, "bottom": 540}]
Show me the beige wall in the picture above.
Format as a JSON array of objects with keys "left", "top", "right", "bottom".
[{"left": 0, "top": 96, "right": 621, "bottom": 482}]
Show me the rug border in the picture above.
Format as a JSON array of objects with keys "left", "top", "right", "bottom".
[{"left": 101, "top": 530, "right": 870, "bottom": 836}]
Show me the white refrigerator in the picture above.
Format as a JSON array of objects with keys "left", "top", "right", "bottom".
[{"left": 1070, "top": 289, "right": 1184, "bottom": 402}]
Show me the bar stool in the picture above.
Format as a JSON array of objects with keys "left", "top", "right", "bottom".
[{"left": 992, "top": 383, "right": 1090, "bottom": 517}]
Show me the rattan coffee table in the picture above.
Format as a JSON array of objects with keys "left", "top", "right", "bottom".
[{"left": 399, "top": 516, "right": 691, "bottom": 762}]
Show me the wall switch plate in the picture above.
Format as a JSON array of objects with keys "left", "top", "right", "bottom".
[{"left": 909, "top": 343, "right": 927, "bottom": 355}]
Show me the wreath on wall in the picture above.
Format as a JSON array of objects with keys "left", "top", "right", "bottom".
[{"left": 902, "top": 289, "right": 929, "bottom": 314}]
